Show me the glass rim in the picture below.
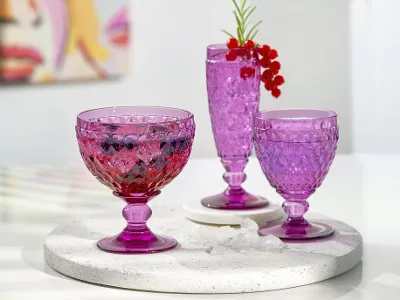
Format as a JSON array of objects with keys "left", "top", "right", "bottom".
[
  {"left": 255, "top": 125, "right": 339, "bottom": 133},
  {"left": 207, "top": 44, "right": 258, "bottom": 62},
  {"left": 77, "top": 106, "right": 194, "bottom": 127},
  {"left": 255, "top": 108, "right": 337, "bottom": 122},
  {"left": 207, "top": 44, "right": 257, "bottom": 51},
  {"left": 207, "top": 44, "right": 229, "bottom": 51}
]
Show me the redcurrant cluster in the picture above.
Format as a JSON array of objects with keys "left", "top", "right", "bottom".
[
  {"left": 226, "top": 38, "right": 285, "bottom": 98},
  {"left": 259, "top": 44, "right": 284, "bottom": 98},
  {"left": 226, "top": 39, "right": 255, "bottom": 61}
]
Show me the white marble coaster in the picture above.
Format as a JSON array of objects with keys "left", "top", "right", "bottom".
[
  {"left": 45, "top": 216, "right": 362, "bottom": 294},
  {"left": 183, "top": 200, "right": 283, "bottom": 226}
]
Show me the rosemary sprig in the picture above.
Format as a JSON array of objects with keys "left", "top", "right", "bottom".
[{"left": 222, "top": 0, "right": 263, "bottom": 46}]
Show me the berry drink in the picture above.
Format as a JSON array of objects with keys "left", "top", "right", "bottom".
[{"left": 76, "top": 106, "right": 195, "bottom": 253}]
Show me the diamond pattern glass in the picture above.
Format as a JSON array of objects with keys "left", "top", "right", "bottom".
[
  {"left": 202, "top": 44, "right": 268, "bottom": 210},
  {"left": 254, "top": 109, "right": 339, "bottom": 240},
  {"left": 76, "top": 106, "right": 195, "bottom": 253}
]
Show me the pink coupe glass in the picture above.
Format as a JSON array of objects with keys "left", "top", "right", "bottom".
[
  {"left": 254, "top": 109, "right": 339, "bottom": 240},
  {"left": 76, "top": 106, "right": 195, "bottom": 253},
  {"left": 202, "top": 44, "right": 268, "bottom": 210}
]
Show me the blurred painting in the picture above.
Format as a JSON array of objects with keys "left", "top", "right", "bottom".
[{"left": 0, "top": 0, "right": 130, "bottom": 84}]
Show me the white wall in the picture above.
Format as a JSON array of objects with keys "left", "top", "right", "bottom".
[
  {"left": 352, "top": 0, "right": 400, "bottom": 153},
  {"left": 0, "top": 0, "right": 352, "bottom": 165},
  {"left": 254, "top": 0, "right": 352, "bottom": 154}
]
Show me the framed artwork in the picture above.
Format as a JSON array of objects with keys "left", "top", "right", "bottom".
[{"left": 0, "top": 0, "right": 130, "bottom": 84}]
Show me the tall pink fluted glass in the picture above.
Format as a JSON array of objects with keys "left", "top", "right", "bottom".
[
  {"left": 202, "top": 44, "right": 268, "bottom": 210},
  {"left": 76, "top": 106, "right": 195, "bottom": 253},
  {"left": 254, "top": 109, "right": 339, "bottom": 240}
]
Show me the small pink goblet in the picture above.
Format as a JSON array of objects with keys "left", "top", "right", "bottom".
[
  {"left": 76, "top": 106, "right": 195, "bottom": 253},
  {"left": 254, "top": 109, "right": 339, "bottom": 240}
]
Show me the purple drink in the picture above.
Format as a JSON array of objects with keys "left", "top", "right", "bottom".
[
  {"left": 202, "top": 44, "right": 268, "bottom": 210},
  {"left": 76, "top": 106, "right": 195, "bottom": 253},
  {"left": 254, "top": 109, "right": 339, "bottom": 240}
]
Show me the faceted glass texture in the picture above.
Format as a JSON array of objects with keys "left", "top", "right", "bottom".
[
  {"left": 76, "top": 106, "right": 195, "bottom": 253},
  {"left": 202, "top": 44, "right": 268, "bottom": 210},
  {"left": 254, "top": 109, "right": 339, "bottom": 240}
]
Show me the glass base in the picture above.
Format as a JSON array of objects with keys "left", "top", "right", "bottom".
[
  {"left": 201, "top": 191, "right": 268, "bottom": 210},
  {"left": 258, "top": 221, "right": 335, "bottom": 240},
  {"left": 97, "top": 232, "right": 178, "bottom": 254}
]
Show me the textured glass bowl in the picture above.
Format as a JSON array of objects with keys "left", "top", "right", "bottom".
[
  {"left": 76, "top": 106, "right": 195, "bottom": 253},
  {"left": 254, "top": 109, "right": 339, "bottom": 240},
  {"left": 202, "top": 44, "right": 268, "bottom": 210}
]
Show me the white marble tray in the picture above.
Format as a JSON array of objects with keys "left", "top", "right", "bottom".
[{"left": 44, "top": 215, "right": 362, "bottom": 294}]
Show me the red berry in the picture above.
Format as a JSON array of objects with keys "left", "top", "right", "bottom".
[
  {"left": 271, "top": 88, "right": 281, "bottom": 98},
  {"left": 271, "top": 68, "right": 280, "bottom": 75},
  {"left": 274, "top": 75, "right": 285, "bottom": 86},
  {"left": 249, "top": 67, "right": 255, "bottom": 77},
  {"left": 261, "top": 69, "right": 274, "bottom": 82},
  {"left": 248, "top": 67, "right": 255, "bottom": 78},
  {"left": 265, "top": 80, "right": 275, "bottom": 91},
  {"left": 245, "top": 50, "right": 253, "bottom": 60},
  {"left": 240, "top": 69, "right": 247, "bottom": 79},
  {"left": 270, "top": 61, "right": 281, "bottom": 71},
  {"left": 260, "top": 57, "right": 270, "bottom": 68},
  {"left": 234, "top": 47, "right": 248, "bottom": 57},
  {"left": 259, "top": 45, "right": 271, "bottom": 57},
  {"left": 227, "top": 38, "right": 239, "bottom": 49},
  {"left": 245, "top": 40, "right": 255, "bottom": 49},
  {"left": 226, "top": 51, "right": 237, "bottom": 61},
  {"left": 240, "top": 67, "right": 255, "bottom": 79},
  {"left": 268, "top": 49, "right": 278, "bottom": 59}
]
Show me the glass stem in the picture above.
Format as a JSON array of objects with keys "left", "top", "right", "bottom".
[
  {"left": 114, "top": 191, "right": 160, "bottom": 239},
  {"left": 122, "top": 203, "right": 152, "bottom": 235},
  {"left": 222, "top": 158, "right": 248, "bottom": 199},
  {"left": 279, "top": 190, "right": 313, "bottom": 226}
]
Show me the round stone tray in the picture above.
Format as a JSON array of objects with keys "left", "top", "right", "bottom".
[
  {"left": 183, "top": 200, "right": 283, "bottom": 226},
  {"left": 44, "top": 216, "right": 362, "bottom": 294}
]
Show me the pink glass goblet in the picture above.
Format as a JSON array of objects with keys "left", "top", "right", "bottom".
[
  {"left": 76, "top": 106, "right": 195, "bottom": 253},
  {"left": 254, "top": 109, "right": 339, "bottom": 240},
  {"left": 202, "top": 44, "right": 268, "bottom": 210}
]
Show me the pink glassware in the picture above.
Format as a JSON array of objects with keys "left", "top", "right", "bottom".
[
  {"left": 202, "top": 44, "right": 268, "bottom": 210},
  {"left": 254, "top": 109, "right": 339, "bottom": 240},
  {"left": 76, "top": 106, "right": 195, "bottom": 253}
]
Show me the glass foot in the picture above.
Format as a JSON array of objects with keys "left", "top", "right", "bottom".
[
  {"left": 258, "top": 221, "right": 334, "bottom": 240},
  {"left": 97, "top": 232, "right": 177, "bottom": 254},
  {"left": 201, "top": 191, "right": 268, "bottom": 210}
]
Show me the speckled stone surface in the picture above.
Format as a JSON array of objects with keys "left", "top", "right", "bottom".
[
  {"left": 183, "top": 200, "right": 283, "bottom": 226},
  {"left": 44, "top": 215, "right": 362, "bottom": 294}
]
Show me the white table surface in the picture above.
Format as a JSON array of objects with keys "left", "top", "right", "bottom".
[{"left": 0, "top": 155, "right": 399, "bottom": 299}]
